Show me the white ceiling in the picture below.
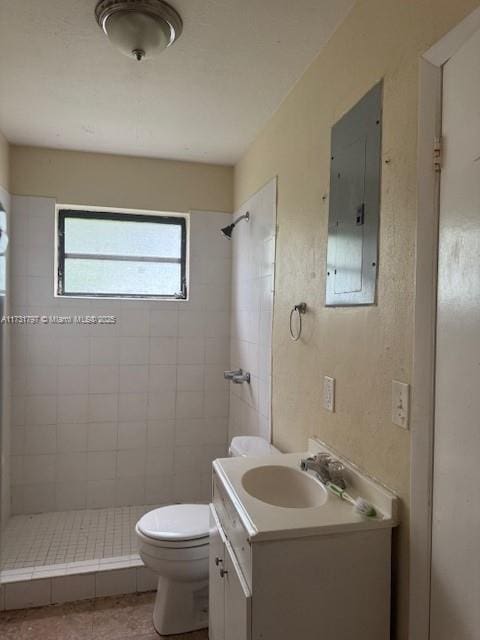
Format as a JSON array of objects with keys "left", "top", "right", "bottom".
[{"left": 0, "top": 0, "right": 354, "bottom": 165}]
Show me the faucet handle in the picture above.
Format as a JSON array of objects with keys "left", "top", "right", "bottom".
[
  {"left": 328, "top": 460, "right": 347, "bottom": 489},
  {"left": 224, "top": 368, "right": 242, "bottom": 380}
]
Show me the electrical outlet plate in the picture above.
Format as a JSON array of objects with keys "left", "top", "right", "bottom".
[
  {"left": 324, "top": 376, "right": 335, "bottom": 412},
  {"left": 392, "top": 380, "right": 410, "bottom": 429}
]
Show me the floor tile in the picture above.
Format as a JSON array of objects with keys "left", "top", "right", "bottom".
[{"left": 0, "top": 593, "right": 208, "bottom": 640}]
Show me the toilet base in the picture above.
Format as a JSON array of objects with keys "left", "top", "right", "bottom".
[{"left": 153, "top": 576, "right": 209, "bottom": 636}]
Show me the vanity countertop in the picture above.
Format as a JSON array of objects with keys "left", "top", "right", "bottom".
[{"left": 212, "top": 439, "right": 398, "bottom": 542}]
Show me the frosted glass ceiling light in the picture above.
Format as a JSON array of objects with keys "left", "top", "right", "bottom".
[{"left": 95, "top": 0, "right": 183, "bottom": 61}]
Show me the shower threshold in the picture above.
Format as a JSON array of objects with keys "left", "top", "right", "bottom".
[{"left": 0, "top": 505, "right": 158, "bottom": 611}]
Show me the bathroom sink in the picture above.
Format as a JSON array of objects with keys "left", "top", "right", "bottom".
[{"left": 241, "top": 465, "right": 328, "bottom": 509}]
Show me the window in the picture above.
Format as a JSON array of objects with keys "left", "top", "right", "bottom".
[{"left": 56, "top": 209, "right": 187, "bottom": 299}]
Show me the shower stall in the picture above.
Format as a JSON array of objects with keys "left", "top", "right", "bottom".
[{"left": 0, "top": 178, "right": 276, "bottom": 610}]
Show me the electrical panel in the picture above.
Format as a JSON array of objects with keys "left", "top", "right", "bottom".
[{"left": 325, "top": 82, "right": 382, "bottom": 306}]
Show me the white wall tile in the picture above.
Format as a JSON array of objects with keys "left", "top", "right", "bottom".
[
  {"left": 55, "top": 482, "right": 87, "bottom": 510},
  {"left": 23, "top": 454, "right": 56, "bottom": 484},
  {"left": 177, "top": 365, "right": 204, "bottom": 391},
  {"left": 89, "top": 365, "right": 119, "bottom": 394},
  {"left": 148, "top": 365, "right": 177, "bottom": 392},
  {"left": 10, "top": 427, "right": 25, "bottom": 455},
  {"left": 57, "top": 452, "right": 88, "bottom": 482},
  {"left": 119, "top": 365, "right": 148, "bottom": 393},
  {"left": 177, "top": 338, "right": 205, "bottom": 364},
  {"left": 57, "top": 366, "right": 89, "bottom": 395},
  {"left": 146, "top": 392, "right": 175, "bottom": 420},
  {"left": 26, "top": 366, "right": 57, "bottom": 395},
  {"left": 51, "top": 573, "right": 95, "bottom": 603},
  {"left": 87, "top": 451, "right": 116, "bottom": 481},
  {"left": 90, "top": 337, "right": 120, "bottom": 365},
  {"left": 114, "top": 478, "right": 145, "bottom": 506},
  {"left": 25, "top": 395, "right": 57, "bottom": 425},
  {"left": 175, "top": 418, "right": 205, "bottom": 446},
  {"left": 120, "top": 337, "right": 149, "bottom": 365},
  {"left": 58, "top": 336, "right": 90, "bottom": 365},
  {"left": 5, "top": 578, "right": 51, "bottom": 610},
  {"left": 145, "top": 447, "right": 174, "bottom": 477},
  {"left": 86, "top": 480, "right": 115, "bottom": 508},
  {"left": 88, "top": 394, "right": 118, "bottom": 423},
  {"left": 136, "top": 566, "right": 158, "bottom": 592},
  {"left": 87, "top": 422, "right": 117, "bottom": 451},
  {"left": 57, "top": 394, "right": 88, "bottom": 424},
  {"left": 24, "top": 425, "right": 57, "bottom": 455},
  {"left": 149, "top": 337, "right": 177, "bottom": 365},
  {"left": 146, "top": 420, "right": 175, "bottom": 448},
  {"left": 120, "top": 309, "right": 150, "bottom": 337},
  {"left": 23, "top": 483, "right": 56, "bottom": 513},
  {"left": 10, "top": 202, "right": 232, "bottom": 512},
  {"left": 145, "top": 475, "right": 173, "bottom": 505},
  {"left": 117, "top": 421, "right": 147, "bottom": 450},
  {"left": 228, "top": 180, "right": 276, "bottom": 445},
  {"left": 149, "top": 309, "right": 178, "bottom": 336},
  {"left": 116, "top": 450, "right": 146, "bottom": 478},
  {"left": 95, "top": 568, "right": 137, "bottom": 597},
  {"left": 57, "top": 423, "right": 88, "bottom": 452},
  {"left": 118, "top": 393, "right": 147, "bottom": 422}
]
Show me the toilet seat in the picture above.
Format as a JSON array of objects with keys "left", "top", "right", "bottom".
[{"left": 137, "top": 504, "right": 210, "bottom": 548}]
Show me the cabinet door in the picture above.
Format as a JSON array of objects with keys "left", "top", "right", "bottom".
[
  {"left": 209, "top": 505, "right": 226, "bottom": 640},
  {"left": 224, "top": 540, "right": 252, "bottom": 640}
]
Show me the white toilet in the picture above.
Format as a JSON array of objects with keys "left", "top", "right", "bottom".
[{"left": 135, "top": 435, "right": 279, "bottom": 636}]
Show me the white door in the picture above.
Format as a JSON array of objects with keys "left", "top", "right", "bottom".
[{"left": 430, "top": 27, "right": 480, "bottom": 639}]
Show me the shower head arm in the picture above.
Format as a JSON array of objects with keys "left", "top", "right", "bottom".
[
  {"left": 221, "top": 211, "right": 250, "bottom": 238},
  {"left": 233, "top": 211, "right": 250, "bottom": 226}
]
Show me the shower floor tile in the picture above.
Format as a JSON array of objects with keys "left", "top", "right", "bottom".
[{"left": 1, "top": 505, "right": 155, "bottom": 571}]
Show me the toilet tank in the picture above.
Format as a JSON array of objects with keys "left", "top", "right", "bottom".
[{"left": 228, "top": 436, "right": 279, "bottom": 458}]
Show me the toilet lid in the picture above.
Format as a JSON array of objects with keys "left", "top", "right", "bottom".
[{"left": 137, "top": 504, "right": 210, "bottom": 542}]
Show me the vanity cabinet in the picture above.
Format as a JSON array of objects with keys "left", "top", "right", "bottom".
[
  {"left": 210, "top": 465, "right": 394, "bottom": 640},
  {"left": 210, "top": 506, "right": 251, "bottom": 640}
]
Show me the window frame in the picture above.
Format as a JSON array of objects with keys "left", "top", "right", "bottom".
[{"left": 56, "top": 208, "right": 188, "bottom": 300}]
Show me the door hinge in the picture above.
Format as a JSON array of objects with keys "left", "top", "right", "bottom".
[{"left": 434, "top": 137, "right": 442, "bottom": 173}]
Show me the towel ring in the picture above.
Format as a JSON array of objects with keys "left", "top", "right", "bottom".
[{"left": 289, "top": 302, "right": 307, "bottom": 342}]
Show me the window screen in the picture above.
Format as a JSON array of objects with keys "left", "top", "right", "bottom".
[{"left": 57, "top": 210, "right": 187, "bottom": 299}]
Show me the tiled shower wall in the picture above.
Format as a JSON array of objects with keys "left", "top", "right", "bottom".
[
  {"left": 229, "top": 178, "right": 276, "bottom": 442},
  {"left": 9, "top": 196, "right": 231, "bottom": 515}
]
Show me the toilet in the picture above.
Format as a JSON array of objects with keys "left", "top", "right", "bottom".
[{"left": 135, "top": 435, "right": 279, "bottom": 636}]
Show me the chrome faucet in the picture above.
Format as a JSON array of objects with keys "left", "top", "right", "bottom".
[
  {"left": 300, "top": 453, "right": 346, "bottom": 489},
  {"left": 232, "top": 371, "right": 250, "bottom": 384},
  {"left": 224, "top": 368, "right": 251, "bottom": 384},
  {"left": 224, "top": 369, "right": 242, "bottom": 380}
]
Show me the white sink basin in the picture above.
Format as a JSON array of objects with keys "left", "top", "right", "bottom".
[{"left": 241, "top": 465, "right": 328, "bottom": 509}]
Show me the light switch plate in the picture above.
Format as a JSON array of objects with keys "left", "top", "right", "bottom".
[
  {"left": 324, "top": 376, "right": 335, "bottom": 412},
  {"left": 392, "top": 380, "right": 410, "bottom": 429}
]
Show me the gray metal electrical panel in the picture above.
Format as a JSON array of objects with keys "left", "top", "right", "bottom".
[{"left": 325, "top": 81, "right": 382, "bottom": 306}]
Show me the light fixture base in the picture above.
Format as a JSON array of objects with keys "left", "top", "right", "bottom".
[{"left": 95, "top": 0, "right": 183, "bottom": 60}]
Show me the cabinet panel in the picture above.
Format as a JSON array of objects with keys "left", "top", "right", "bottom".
[
  {"left": 209, "top": 506, "right": 226, "bottom": 640},
  {"left": 224, "top": 540, "right": 251, "bottom": 640}
]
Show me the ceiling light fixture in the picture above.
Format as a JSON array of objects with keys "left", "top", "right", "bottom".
[{"left": 95, "top": 0, "right": 183, "bottom": 62}]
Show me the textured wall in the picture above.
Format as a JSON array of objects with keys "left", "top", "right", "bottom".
[
  {"left": 0, "top": 132, "right": 9, "bottom": 191},
  {"left": 10, "top": 146, "right": 233, "bottom": 214},
  {"left": 233, "top": 1, "right": 480, "bottom": 637}
]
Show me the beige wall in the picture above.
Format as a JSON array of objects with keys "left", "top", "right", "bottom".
[
  {"left": 11, "top": 146, "right": 233, "bottom": 213},
  {"left": 234, "top": 1, "right": 480, "bottom": 637},
  {"left": 0, "top": 131, "right": 9, "bottom": 191}
]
